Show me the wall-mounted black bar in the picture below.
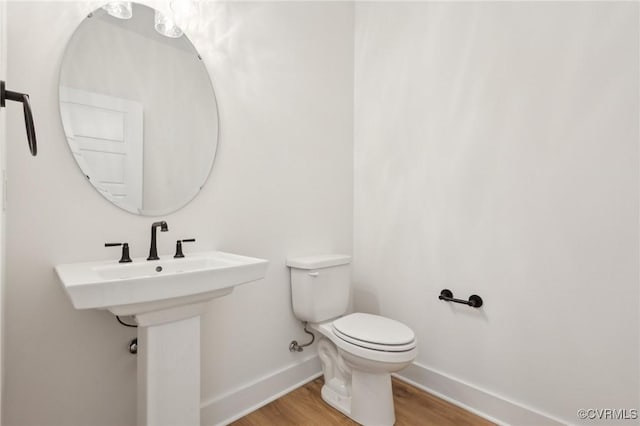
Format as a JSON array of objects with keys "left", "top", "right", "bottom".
[
  {"left": 439, "top": 289, "right": 483, "bottom": 308},
  {"left": 0, "top": 80, "right": 37, "bottom": 156}
]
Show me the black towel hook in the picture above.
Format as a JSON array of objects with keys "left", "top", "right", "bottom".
[{"left": 0, "top": 80, "right": 37, "bottom": 156}]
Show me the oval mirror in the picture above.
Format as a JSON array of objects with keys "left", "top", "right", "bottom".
[{"left": 58, "top": 2, "right": 219, "bottom": 215}]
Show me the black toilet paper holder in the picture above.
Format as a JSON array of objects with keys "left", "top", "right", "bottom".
[{"left": 438, "top": 289, "right": 483, "bottom": 308}]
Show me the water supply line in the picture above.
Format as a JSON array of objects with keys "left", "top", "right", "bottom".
[{"left": 289, "top": 321, "right": 315, "bottom": 352}]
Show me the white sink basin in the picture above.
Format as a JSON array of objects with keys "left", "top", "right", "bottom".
[{"left": 55, "top": 250, "right": 268, "bottom": 316}]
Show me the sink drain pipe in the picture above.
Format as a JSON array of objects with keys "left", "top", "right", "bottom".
[{"left": 115, "top": 316, "right": 138, "bottom": 354}]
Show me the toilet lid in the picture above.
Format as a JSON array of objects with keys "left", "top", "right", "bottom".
[{"left": 332, "top": 313, "right": 415, "bottom": 349}]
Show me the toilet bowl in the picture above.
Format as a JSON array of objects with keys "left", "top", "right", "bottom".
[
  {"left": 311, "top": 313, "right": 417, "bottom": 425},
  {"left": 287, "top": 255, "right": 417, "bottom": 425}
]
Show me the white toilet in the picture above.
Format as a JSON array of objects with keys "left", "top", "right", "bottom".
[{"left": 287, "top": 254, "right": 417, "bottom": 426}]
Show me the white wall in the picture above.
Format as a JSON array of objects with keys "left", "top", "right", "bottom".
[
  {"left": 3, "top": 1, "right": 352, "bottom": 425},
  {"left": 0, "top": 1, "right": 6, "bottom": 421},
  {"left": 354, "top": 2, "right": 638, "bottom": 424}
]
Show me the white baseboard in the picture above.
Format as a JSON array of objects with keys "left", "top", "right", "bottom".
[
  {"left": 201, "top": 355, "right": 322, "bottom": 426},
  {"left": 201, "top": 357, "right": 568, "bottom": 426},
  {"left": 394, "top": 362, "right": 567, "bottom": 426}
]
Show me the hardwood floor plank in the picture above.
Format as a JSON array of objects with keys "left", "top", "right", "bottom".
[{"left": 229, "top": 377, "right": 494, "bottom": 425}]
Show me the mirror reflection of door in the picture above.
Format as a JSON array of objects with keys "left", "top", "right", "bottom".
[{"left": 60, "top": 87, "right": 143, "bottom": 213}]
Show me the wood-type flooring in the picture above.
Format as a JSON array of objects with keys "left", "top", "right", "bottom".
[{"left": 230, "top": 377, "right": 495, "bottom": 426}]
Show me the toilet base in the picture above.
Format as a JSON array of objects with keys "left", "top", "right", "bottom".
[
  {"left": 316, "top": 335, "right": 397, "bottom": 425},
  {"left": 321, "top": 382, "right": 352, "bottom": 419},
  {"left": 321, "top": 370, "right": 395, "bottom": 426},
  {"left": 350, "top": 371, "right": 395, "bottom": 425}
]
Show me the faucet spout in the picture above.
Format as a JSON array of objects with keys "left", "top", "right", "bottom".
[{"left": 147, "top": 221, "right": 168, "bottom": 261}]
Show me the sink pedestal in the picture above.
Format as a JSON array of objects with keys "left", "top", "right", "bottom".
[
  {"left": 136, "top": 302, "right": 211, "bottom": 426},
  {"left": 55, "top": 250, "right": 269, "bottom": 426}
]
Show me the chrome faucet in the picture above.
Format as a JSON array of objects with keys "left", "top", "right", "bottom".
[{"left": 147, "top": 221, "right": 168, "bottom": 261}]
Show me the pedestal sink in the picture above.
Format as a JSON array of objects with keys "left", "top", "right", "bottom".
[{"left": 55, "top": 251, "right": 268, "bottom": 426}]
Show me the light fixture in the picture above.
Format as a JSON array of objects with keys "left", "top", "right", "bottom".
[
  {"left": 101, "top": 1, "right": 132, "bottom": 20},
  {"left": 101, "top": 1, "right": 189, "bottom": 39},
  {"left": 154, "top": 10, "right": 183, "bottom": 38}
]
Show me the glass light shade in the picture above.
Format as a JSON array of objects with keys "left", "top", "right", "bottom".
[
  {"left": 154, "top": 10, "right": 183, "bottom": 38},
  {"left": 102, "top": 2, "right": 132, "bottom": 20}
]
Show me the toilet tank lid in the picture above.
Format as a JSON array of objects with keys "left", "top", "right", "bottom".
[{"left": 286, "top": 254, "right": 351, "bottom": 270}]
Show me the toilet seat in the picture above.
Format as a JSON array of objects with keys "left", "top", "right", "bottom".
[
  {"left": 332, "top": 313, "right": 416, "bottom": 352},
  {"left": 312, "top": 317, "right": 418, "bottom": 364}
]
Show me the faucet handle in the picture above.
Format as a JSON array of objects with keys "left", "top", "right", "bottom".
[
  {"left": 105, "top": 242, "right": 132, "bottom": 263},
  {"left": 174, "top": 239, "right": 195, "bottom": 258}
]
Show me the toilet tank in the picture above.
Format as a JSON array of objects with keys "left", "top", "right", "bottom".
[{"left": 286, "top": 254, "right": 351, "bottom": 323}]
